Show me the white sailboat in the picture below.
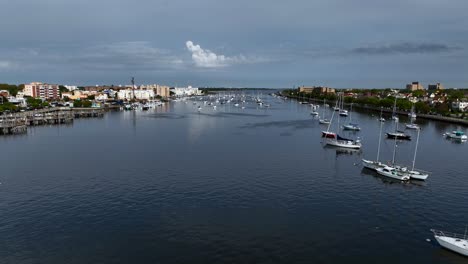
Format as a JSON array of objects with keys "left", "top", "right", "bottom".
[
  {"left": 319, "top": 99, "right": 331, "bottom": 124},
  {"left": 391, "top": 96, "right": 399, "bottom": 121},
  {"left": 342, "top": 103, "right": 360, "bottom": 131},
  {"left": 325, "top": 97, "right": 361, "bottom": 149},
  {"left": 362, "top": 117, "right": 385, "bottom": 171},
  {"left": 310, "top": 104, "right": 319, "bottom": 116},
  {"left": 431, "top": 228, "right": 468, "bottom": 257},
  {"left": 375, "top": 130, "right": 411, "bottom": 181},
  {"left": 379, "top": 107, "right": 386, "bottom": 122},
  {"left": 405, "top": 128, "right": 429, "bottom": 180},
  {"left": 408, "top": 103, "right": 417, "bottom": 118}
]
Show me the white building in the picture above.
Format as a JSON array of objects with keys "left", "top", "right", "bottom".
[
  {"left": 452, "top": 100, "right": 468, "bottom": 112},
  {"left": 117, "top": 89, "right": 155, "bottom": 100},
  {"left": 65, "top": 85, "right": 78, "bottom": 91},
  {"left": 171, "top": 86, "right": 201, "bottom": 96}
]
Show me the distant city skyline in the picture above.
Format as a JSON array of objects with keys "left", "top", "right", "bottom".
[{"left": 1, "top": 0, "right": 468, "bottom": 88}]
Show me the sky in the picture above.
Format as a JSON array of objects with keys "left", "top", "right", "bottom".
[{"left": 1, "top": 0, "right": 468, "bottom": 88}]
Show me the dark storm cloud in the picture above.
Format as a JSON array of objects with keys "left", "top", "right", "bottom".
[{"left": 351, "top": 43, "right": 462, "bottom": 55}]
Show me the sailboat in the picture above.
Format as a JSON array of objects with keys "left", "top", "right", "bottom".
[
  {"left": 375, "top": 134, "right": 410, "bottom": 181},
  {"left": 408, "top": 103, "right": 417, "bottom": 118},
  {"left": 362, "top": 117, "right": 385, "bottom": 171},
  {"left": 386, "top": 119, "right": 411, "bottom": 140},
  {"left": 310, "top": 104, "right": 319, "bottom": 116},
  {"left": 342, "top": 103, "right": 361, "bottom": 131},
  {"left": 379, "top": 107, "right": 386, "bottom": 122},
  {"left": 405, "top": 121, "right": 420, "bottom": 130},
  {"left": 319, "top": 99, "right": 331, "bottom": 124},
  {"left": 431, "top": 228, "right": 468, "bottom": 256},
  {"left": 322, "top": 99, "right": 338, "bottom": 139},
  {"left": 338, "top": 93, "right": 349, "bottom": 117},
  {"left": 391, "top": 96, "right": 399, "bottom": 121},
  {"left": 324, "top": 98, "right": 361, "bottom": 149},
  {"left": 403, "top": 127, "right": 429, "bottom": 180}
]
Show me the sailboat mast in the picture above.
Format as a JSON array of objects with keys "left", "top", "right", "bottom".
[
  {"left": 392, "top": 136, "right": 397, "bottom": 165},
  {"left": 411, "top": 128, "right": 421, "bottom": 171},
  {"left": 377, "top": 117, "right": 383, "bottom": 162}
]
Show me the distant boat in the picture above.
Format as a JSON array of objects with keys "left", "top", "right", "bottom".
[
  {"left": 405, "top": 123, "right": 420, "bottom": 130},
  {"left": 408, "top": 103, "right": 417, "bottom": 118},
  {"left": 379, "top": 107, "right": 386, "bottom": 122},
  {"left": 444, "top": 131, "right": 467, "bottom": 141},
  {"left": 319, "top": 99, "right": 330, "bottom": 124},
  {"left": 342, "top": 103, "right": 360, "bottom": 131},
  {"left": 339, "top": 110, "right": 348, "bottom": 117},
  {"left": 431, "top": 229, "right": 468, "bottom": 257}
]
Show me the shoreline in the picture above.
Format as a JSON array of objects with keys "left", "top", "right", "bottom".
[{"left": 282, "top": 93, "right": 468, "bottom": 127}]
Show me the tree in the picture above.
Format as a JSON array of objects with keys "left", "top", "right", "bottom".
[{"left": 415, "top": 102, "right": 431, "bottom": 114}]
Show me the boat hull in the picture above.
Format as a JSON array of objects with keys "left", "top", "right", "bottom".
[
  {"left": 386, "top": 132, "right": 411, "bottom": 140},
  {"left": 343, "top": 125, "right": 361, "bottom": 131},
  {"left": 322, "top": 131, "right": 336, "bottom": 138},
  {"left": 362, "top": 159, "right": 384, "bottom": 171},
  {"left": 376, "top": 167, "right": 410, "bottom": 181},
  {"left": 434, "top": 236, "right": 468, "bottom": 257},
  {"left": 326, "top": 139, "right": 361, "bottom": 149}
]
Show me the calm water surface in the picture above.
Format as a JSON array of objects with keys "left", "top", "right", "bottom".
[{"left": 0, "top": 93, "right": 467, "bottom": 263}]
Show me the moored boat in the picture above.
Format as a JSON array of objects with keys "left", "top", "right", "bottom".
[
  {"left": 386, "top": 131, "right": 411, "bottom": 140},
  {"left": 343, "top": 123, "right": 361, "bottom": 131},
  {"left": 431, "top": 229, "right": 468, "bottom": 257},
  {"left": 326, "top": 135, "right": 361, "bottom": 149},
  {"left": 375, "top": 166, "right": 410, "bottom": 181},
  {"left": 444, "top": 131, "right": 468, "bottom": 140}
]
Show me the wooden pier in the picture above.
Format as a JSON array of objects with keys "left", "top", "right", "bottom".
[{"left": 0, "top": 107, "right": 106, "bottom": 135}]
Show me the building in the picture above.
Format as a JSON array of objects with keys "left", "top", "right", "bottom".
[
  {"left": 64, "top": 85, "right": 78, "bottom": 91},
  {"left": 171, "top": 86, "right": 201, "bottom": 96},
  {"left": 23, "top": 82, "right": 59, "bottom": 99},
  {"left": 156, "top": 86, "right": 170, "bottom": 97},
  {"left": 140, "top": 84, "right": 171, "bottom": 97},
  {"left": 428, "top": 82, "right": 445, "bottom": 91},
  {"left": 452, "top": 100, "right": 468, "bottom": 112},
  {"left": 117, "top": 89, "right": 155, "bottom": 100},
  {"left": 406, "top": 82, "right": 424, "bottom": 91},
  {"left": 298, "top": 86, "right": 335, "bottom": 94}
]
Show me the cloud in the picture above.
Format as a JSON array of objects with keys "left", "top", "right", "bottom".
[
  {"left": 186, "top": 41, "right": 257, "bottom": 68},
  {"left": 351, "top": 42, "right": 461, "bottom": 55}
]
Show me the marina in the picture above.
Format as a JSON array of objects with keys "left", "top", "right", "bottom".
[{"left": 0, "top": 91, "right": 466, "bottom": 263}]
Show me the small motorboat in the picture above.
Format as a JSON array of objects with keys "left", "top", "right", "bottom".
[
  {"left": 431, "top": 229, "right": 468, "bottom": 256},
  {"left": 444, "top": 131, "right": 468, "bottom": 141},
  {"left": 379, "top": 117, "right": 386, "bottom": 122},
  {"left": 310, "top": 111, "right": 319, "bottom": 116}
]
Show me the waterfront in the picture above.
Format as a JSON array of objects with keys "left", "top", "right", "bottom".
[{"left": 0, "top": 93, "right": 467, "bottom": 263}]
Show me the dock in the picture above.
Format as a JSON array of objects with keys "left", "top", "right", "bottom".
[{"left": 0, "top": 107, "right": 106, "bottom": 135}]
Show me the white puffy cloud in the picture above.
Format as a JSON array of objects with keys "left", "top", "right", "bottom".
[{"left": 186, "top": 41, "right": 252, "bottom": 68}]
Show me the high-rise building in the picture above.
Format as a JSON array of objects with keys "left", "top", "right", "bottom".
[
  {"left": 406, "top": 82, "right": 424, "bottom": 91},
  {"left": 428, "top": 82, "right": 445, "bottom": 90},
  {"left": 24, "top": 82, "right": 59, "bottom": 99}
]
